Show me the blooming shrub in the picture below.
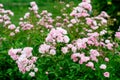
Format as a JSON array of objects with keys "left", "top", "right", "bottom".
[
  {"left": 8, "top": 47, "right": 38, "bottom": 76},
  {"left": 0, "top": 0, "right": 120, "bottom": 79}
]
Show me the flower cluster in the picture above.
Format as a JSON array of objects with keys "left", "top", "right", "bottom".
[
  {"left": 71, "top": 53, "right": 90, "bottom": 64},
  {"left": 29, "top": 1, "right": 40, "bottom": 18},
  {"left": 70, "top": 0, "right": 91, "bottom": 18},
  {"left": 45, "top": 27, "right": 70, "bottom": 43},
  {"left": 19, "top": 21, "right": 34, "bottom": 30},
  {"left": 8, "top": 47, "right": 38, "bottom": 77},
  {"left": 39, "top": 44, "right": 56, "bottom": 55},
  {"left": 0, "top": 3, "right": 19, "bottom": 36},
  {"left": 37, "top": 10, "right": 54, "bottom": 29},
  {"left": 86, "top": 12, "right": 109, "bottom": 30},
  {"left": 70, "top": 49, "right": 110, "bottom": 77},
  {"left": 70, "top": 49, "right": 100, "bottom": 70},
  {"left": 39, "top": 27, "right": 69, "bottom": 55}
]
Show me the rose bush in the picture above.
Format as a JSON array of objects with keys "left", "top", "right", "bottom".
[{"left": 0, "top": 0, "right": 120, "bottom": 79}]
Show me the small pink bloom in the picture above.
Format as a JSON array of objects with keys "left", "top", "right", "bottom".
[
  {"left": 115, "top": 32, "right": 120, "bottom": 39},
  {"left": 71, "top": 46, "right": 77, "bottom": 53},
  {"left": 57, "top": 36, "right": 64, "bottom": 42},
  {"left": 24, "top": 12, "right": 30, "bottom": 19},
  {"left": 39, "top": 44, "right": 50, "bottom": 54},
  {"left": 26, "top": 66, "right": 31, "bottom": 71},
  {"left": 67, "top": 44, "right": 73, "bottom": 48},
  {"left": 103, "top": 72, "right": 110, "bottom": 78},
  {"left": 30, "top": 1, "right": 36, "bottom": 6},
  {"left": 100, "top": 64, "right": 106, "bottom": 69},
  {"left": 0, "top": 4, "right": 3, "bottom": 7},
  {"left": 106, "top": 43, "right": 113, "bottom": 50},
  {"left": 105, "top": 57, "right": 109, "bottom": 62},
  {"left": 79, "top": 53, "right": 90, "bottom": 64},
  {"left": 90, "top": 49, "right": 100, "bottom": 57},
  {"left": 15, "top": 28, "right": 20, "bottom": 33},
  {"left": 67, "top": 24, "right": 73, "bottom": 27},
  {"left": 29, "top": 72, "right": 35, "bottom": 77},
  {"left": 31, "top": 57, "right": 37, "bottom": 62},
  {"left": 86, "top": 62, "right": 94, "bottom": 69},
  {"left": 99, "top": 11, "right": 109, "bottom": 18},
  {"left": 71, "top": 19, "right": 77, "bottom": 24},
  {"left": 71, "top": 53, "right": 79, "bottom": 62},
  {"left": 22, "top": 47, "right": 33, "bottom": 58},
  {"left": 8, "top": 24, "right": 16, "bottom": 30},
  {"left": 61, "top": 47, "right": 68, "bottom": 54},
  {"left": 0, "top": 19, "right": 3, "bottom": 23},
  {"left": 63, "top": 36, "right": 70, "bottom": 43},
  {"left": 86, "top": 18, "right": 93, "bottom": 25},
  {"left": 49, "top": 49, "right": 56, "bottom": 55},
  {"left": 10, "top": 32, "right": 15, "bottom": 36},
  {"left": 56, "top": 23, "right": 62, "bottom": 27},
  {"left": 34, "top": 68, "right": 38, "bottom": 72}
]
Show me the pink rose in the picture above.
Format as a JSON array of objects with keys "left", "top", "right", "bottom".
[
  {"left": 29, "top": 72, "right": 35, "bottom": 77},
  {"left": 86, "top": 62, "right": 94, "bottom": 69},
  {"left": 115, "top": 32, "right": 120, "bottom": 39},
  {"left": 103, "top": 72, "right": 110, "bottom": 78},
  {"left": 100, "top": 64, "right": 106, "bottom": 69},
  {"left": 105, "top": 57, "right": 109, "bottom": 62},
  {"left": 61, "top": 47, "right": 68, "bottom": 54},
  {"left": 49, "top": 49, "right": 56, "bottom": 55},
  {"left": 8, "top": 24, "right": 16, "bottom": 30}
]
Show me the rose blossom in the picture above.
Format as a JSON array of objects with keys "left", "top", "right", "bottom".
[
  {"left": 86, "top": 62, "right": 94, "bottom": 69},
  {"left": 105, "top": 57, "right": 109, "bottom": 62},
  {"left": 100, "top": 64, "right": 106, "bottom": 69},
  {"left": 115, "top": 32, "right": 120, "bottom": 39},
  {"left": 8, "top": 24, "right": 16, "bottom": 30},
  {"left": 103, "top": 72, "right": 110, "bottom": 78},
  {"left": 49, "top": 49, "right": 56, "bottom": 55},
  {"left": 29, "top": 72, "right": 35, "bottom": 77},
  {"left": 61, "top": 47, "right": 68, "bottom": 54}
]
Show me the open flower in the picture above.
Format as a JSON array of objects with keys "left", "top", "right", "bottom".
[
  {"left": 103, "top": 72, "right": 110, "bottom": 78},
  {"left": 100, "top": 64, "right": 106, "bottom": 70},
  {"left": 115, "top": 32, "right": 120, "bottom": 39}
]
